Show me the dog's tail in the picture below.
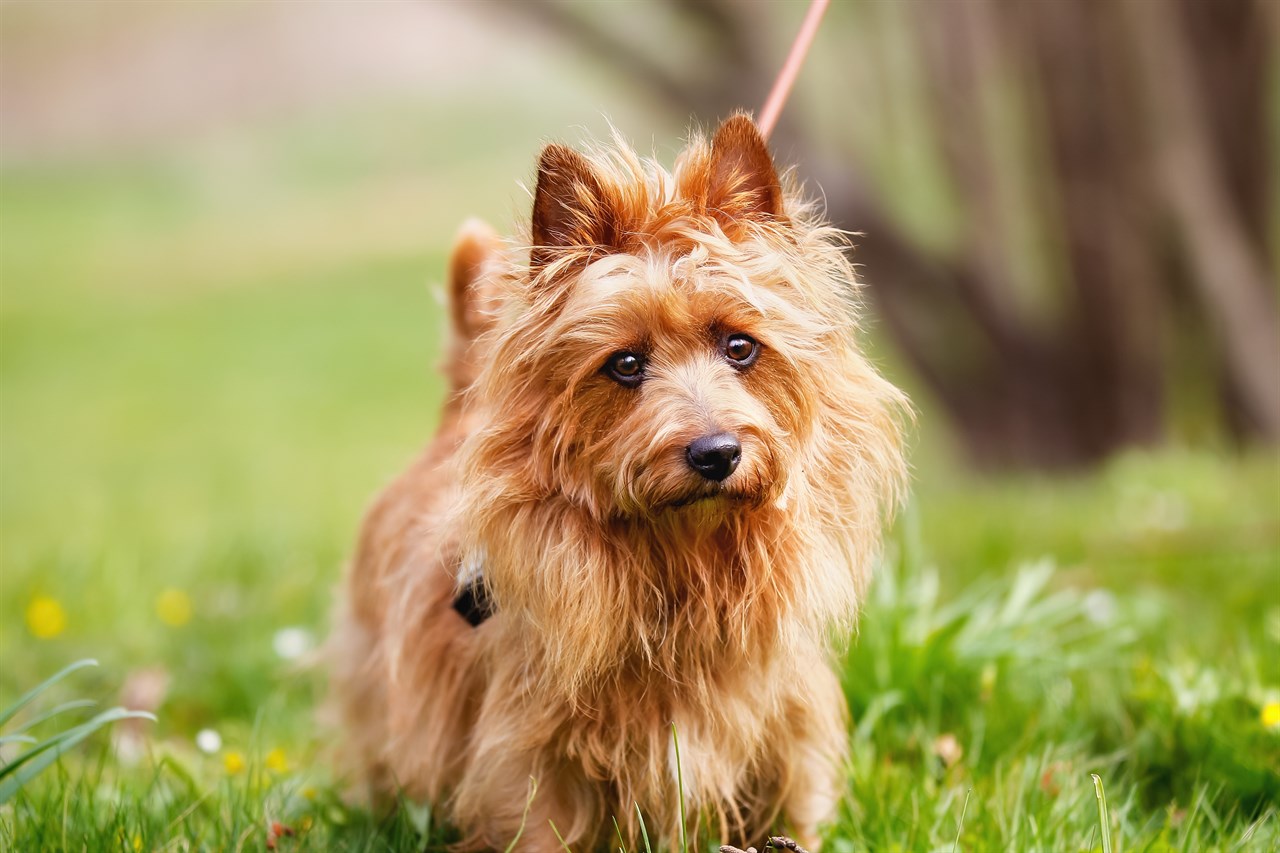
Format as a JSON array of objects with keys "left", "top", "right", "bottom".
[{"left": 443, "top": 217, "right": 502, "bottom": 395}]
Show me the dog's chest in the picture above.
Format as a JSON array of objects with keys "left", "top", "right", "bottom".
[{"left": 568, "top": 685, "right": 777, "bottom": 815}]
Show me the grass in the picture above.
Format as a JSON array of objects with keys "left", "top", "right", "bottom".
[
  {"left": 0, "top": 659, "right": 154, "bottom": 806},
  {"left": 2, "top": 97, "right": 1278, "bottom": 851}
]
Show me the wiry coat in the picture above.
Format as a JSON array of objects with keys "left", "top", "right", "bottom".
[{"left": 329, "top": 115, "right": 908, "bottom": 851}]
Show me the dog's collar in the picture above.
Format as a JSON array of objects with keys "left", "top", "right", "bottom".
[
  {"left": 452, "top": 575, "right": 493, "bottom": 627},
  {"left": 452, "top": 551, "right": 493, "bottom": 627}
]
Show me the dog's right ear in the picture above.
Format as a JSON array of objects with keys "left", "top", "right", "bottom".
[
  {"left": 530, "top": 144, "right": 620, "bottom": 272},
  {"left": 704, "top": 113, "right": 784, "bottom": 231},
  {"left": 447, "top": 217, "right": 502, "bottom": 342},
  {"left": 443, "top": 218, "right": 502, "bottom": 395}
]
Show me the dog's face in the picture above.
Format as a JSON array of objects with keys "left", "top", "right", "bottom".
[
  {"left": 472, "top": 116, "right": 895, "bottom": 527},
  {"left": 527, "top": 246, "right": 823, "bottom": 519}
]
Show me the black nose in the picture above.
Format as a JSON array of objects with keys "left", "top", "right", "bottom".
[{"left": 685, "top": 433, "right": 742, "bottom": 482}]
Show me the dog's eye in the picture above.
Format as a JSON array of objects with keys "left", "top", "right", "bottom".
[
  {"left": 723, "top": 334, "right": 760, "bottom": 368},
  {"left": 605, "top": 351, "right": 645, "bottom": 387}
]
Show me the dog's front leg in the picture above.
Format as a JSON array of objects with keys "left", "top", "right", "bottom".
[
  {"left": 763, "top": 664, "right": 849, "bottom": 850},
  {"left": 454, "top": 746, "right": 597, "bottom": 852}
]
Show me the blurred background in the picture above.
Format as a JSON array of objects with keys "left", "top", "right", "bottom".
[{"left": 1, "top": 0, "right": 1277, "bottom": 831}]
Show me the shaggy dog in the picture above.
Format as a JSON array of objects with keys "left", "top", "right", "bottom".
[{"left": 329, "top": 113, "right": 908, "bottom": 851}]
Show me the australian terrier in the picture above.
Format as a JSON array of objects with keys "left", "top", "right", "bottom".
[{"left": 328, "top": 113, "right": 908, "bottom": 851}]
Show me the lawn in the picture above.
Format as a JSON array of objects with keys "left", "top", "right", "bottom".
[{"left": 2, "top": 103, "right": 1278, "bottom": 851}]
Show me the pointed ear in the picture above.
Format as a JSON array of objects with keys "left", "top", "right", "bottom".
[
  {"left": 530, "top": 144, "right": 620, "bottom": 271},
  {"left": 705, "top": 114, "right": 784, "bottom": 231},
  {"left": 447, "top": 217, "right": 501, "bottom": 341}
]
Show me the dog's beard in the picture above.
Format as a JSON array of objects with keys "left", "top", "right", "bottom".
[
  {"left": 662, "top": 483, "right": 764, "bottom": 511},
  {"left": 658, "top": 490, "right": 760, "bottom": 533},
  {"left": 612, "top": 474, "right": 780, "bottom": 526}
]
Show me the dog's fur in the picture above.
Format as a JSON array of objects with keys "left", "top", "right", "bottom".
[{"left": 328, "top": 114, "right": 908, "bottom": 851}]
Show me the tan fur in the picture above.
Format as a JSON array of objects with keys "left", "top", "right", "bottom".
[{"left": 328, "top": 114, "right": 909, "bottom": 851}]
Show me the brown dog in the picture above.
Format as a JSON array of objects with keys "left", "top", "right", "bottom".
[{"left": 328, "top": 114, "right": 908, "bottom": 851}]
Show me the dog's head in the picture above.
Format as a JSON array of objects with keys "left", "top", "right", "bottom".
[{"left": 466, "top": 115, "right": 906, "bottom": 530}]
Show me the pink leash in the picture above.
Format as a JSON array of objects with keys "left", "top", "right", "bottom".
[{"left": 757, "top": 0, "right": 830, "bottom": 139}]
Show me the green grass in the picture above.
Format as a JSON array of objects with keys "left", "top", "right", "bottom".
[{"left": 2, "top": 104, "right": 1278, "bottom": 851}]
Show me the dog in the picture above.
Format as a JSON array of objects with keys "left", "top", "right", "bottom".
[{"left": 328, "top": 113, "right": 908, "bottom": 851}]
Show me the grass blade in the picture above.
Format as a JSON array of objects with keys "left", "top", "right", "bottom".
[
  {"left": 0, "top": 660, "right": 98, "bottom": 729},
  {"left": 7, "top": 700, "right": 98, "bottom": 736},
  {"left": 1090, "top": 773, "right": 1114, "bottom": 853},
  {"left": 0, "top": 708, "right": 154, "bottom": 804},
  {"left": 952, "top": 787, "right": 972, "bottom": 853},
  {"left": 671, "top": 723, "right": 689, "bottom": 853},
  {"left": 635, "top": 804, "right": 653, "bottom": 853},
  {"left": 612, "top": 815, "right": 630, "bottom": 853},
  {"left": 503, "top": 776, "right": 538, "bottom": 853},
  {"left": 549, "top": 819, "right": 573, "bottom": 852}
]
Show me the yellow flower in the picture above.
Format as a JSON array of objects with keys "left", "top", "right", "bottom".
[
  {"left": 301, "top": 785, "right": 317, "bottom": 801},
  {"left": 223, "top": 750, "right": 246, "bottom": 775},
  {"left": 1263, "top": 701, "right": 1280, "bottom": 729},
  {"left": 265, "top": 747, "right": 288, "bottom": 773},
  {"left": 980, "top": 662, "right": 998, "bottom": 700},
  {"left": 26, "top": 596, "right": 66, "bottom": 639},
  {"left": 155, "top": 588, "right": 192, "bottom": 627},
  {"left": 132, "top": 835, "right": 142, "bottom": 852}
]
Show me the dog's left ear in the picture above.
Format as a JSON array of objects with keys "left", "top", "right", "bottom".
[{"left": 704, "top": 114, "right": 784, "bottom": 232}]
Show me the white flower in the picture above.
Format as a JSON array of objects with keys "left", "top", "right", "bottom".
[
  {"left": 195, "top": 728, "right": 222, "bottom": 754},
  {"left": 273, "top": 626, "right": 315, "bottom": 661},
  {"left": 1083, "top": 589, "right": 1117, "bottom": 625}
]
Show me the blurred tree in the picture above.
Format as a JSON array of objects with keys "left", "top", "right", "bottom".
[{"left": 490, "top": 0, "right": 1278, "bottom": 469}]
